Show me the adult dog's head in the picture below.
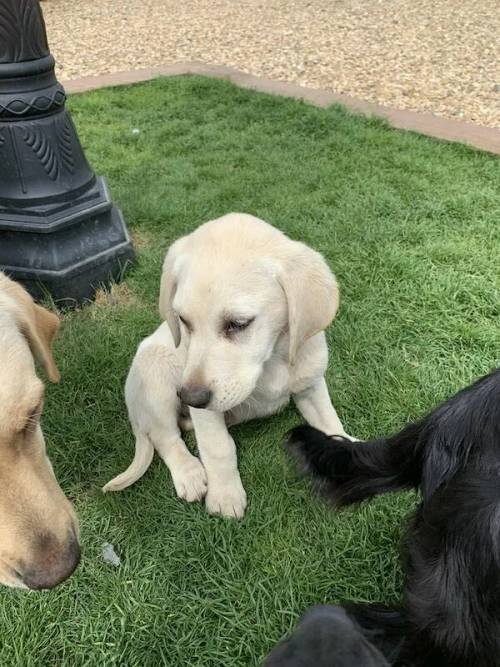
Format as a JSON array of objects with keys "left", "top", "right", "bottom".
[
  {"left": 159, "top": 213, "right": 339, "bottom": 412},
  {"left": 0, "top": 273, "right": 79, "bottom": 590}
]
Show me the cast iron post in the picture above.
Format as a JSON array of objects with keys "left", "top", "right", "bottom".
[{"left": 0, "top": 0, "right": 134, "bottom": 305}]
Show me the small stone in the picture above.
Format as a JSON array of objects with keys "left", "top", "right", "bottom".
[{"left": 101, "top": 542, "right": 121, "bottom": 567}]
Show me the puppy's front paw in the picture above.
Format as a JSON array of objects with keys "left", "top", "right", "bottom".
[
  {"left": 205, "top": 476, "right": 247, "bottom": 519},
  {"left": 171, "top": 457, "right": 208, "bottom": 503}
]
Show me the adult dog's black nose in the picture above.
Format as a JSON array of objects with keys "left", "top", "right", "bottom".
[{"left": 179, "top": 385, "right": 212, "bottom": 409}]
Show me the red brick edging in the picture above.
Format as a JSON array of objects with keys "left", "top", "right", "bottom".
[{"left": 63, "top": 62, "right": 500, "bottom": 156}]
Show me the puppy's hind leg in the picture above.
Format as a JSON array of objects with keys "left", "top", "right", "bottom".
[{"left": 103, "top": 430, "right": 154, "bottom": 492}]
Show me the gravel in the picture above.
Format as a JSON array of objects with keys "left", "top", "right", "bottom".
[{"left": 43, "top": 0, "right": 500, "bottom": 128}]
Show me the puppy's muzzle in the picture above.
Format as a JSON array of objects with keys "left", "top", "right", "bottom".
[{"left": 179, "top": 385, "right": 212, "bottom": 409}]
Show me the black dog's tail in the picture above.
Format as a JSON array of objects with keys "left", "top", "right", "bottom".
[
  {"left": 286, "top": 422, "right": 425, "bottom": 506},
  {"left": 287, "top": 369, "right": 500, "bottom": 507}
]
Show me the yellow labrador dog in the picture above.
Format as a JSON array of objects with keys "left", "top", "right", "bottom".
[
  {"left": 0, "top": 273, "right": 79, "bottom": 588},
  {"left": 104, "top": 213, "right": 350, "bottom": 518}
]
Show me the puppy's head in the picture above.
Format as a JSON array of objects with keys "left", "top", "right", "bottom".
[
  {"left": 0, "top": 274, "right": 79, "bottom": 590},
  {"left": 159, "top": 214, "right": 339, "bottom": 412}
]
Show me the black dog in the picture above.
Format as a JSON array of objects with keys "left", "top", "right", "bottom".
[{"left": 265, "top": 368, "right": 500, "bottom": 667}]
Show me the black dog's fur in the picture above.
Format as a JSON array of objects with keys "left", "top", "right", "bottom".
[{"left": 274, "top": 368, "right": 500, "bottom": 667}]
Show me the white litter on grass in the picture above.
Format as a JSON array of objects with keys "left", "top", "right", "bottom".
[
  {"left": 101, "top": 542, "right": 121, "bottom": 567},
  {"left": 131, "top": 128, "right": 140, "bottom": 135}
]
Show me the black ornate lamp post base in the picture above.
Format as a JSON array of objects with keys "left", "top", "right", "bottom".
[
  {"left": 0, "top": 179, "right": 133, "bottom": 305},
  {"left": 0, "top": 0, "right": 134, "bottom": 305}
]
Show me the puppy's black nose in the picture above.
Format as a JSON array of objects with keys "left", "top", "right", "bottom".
[{"left": 179, "top": 385, "right": 212, "bottom": 409}]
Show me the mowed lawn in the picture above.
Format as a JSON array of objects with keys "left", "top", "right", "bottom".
[{"left": 1, "top": 76, "right": 498, "bottom": 666}]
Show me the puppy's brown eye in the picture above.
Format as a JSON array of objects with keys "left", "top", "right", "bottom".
[{"left": 223, "top": 318, "right": 254, "bottom": 337}]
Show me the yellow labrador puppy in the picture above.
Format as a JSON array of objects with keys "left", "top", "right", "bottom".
[
  {"left": 0, "top": 273, "right": 79, "bottom": 588},
  {"left": 104, "top": 213, "right": 350, "bottom": 518}
]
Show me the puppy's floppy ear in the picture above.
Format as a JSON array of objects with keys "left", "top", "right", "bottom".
[
  {"left": 276, "top": 241, "right": 339, "bottom": 365},
  {"left": 5, "top": 276, "right": 61, "bottom": 382},
  {"left": 159, "top": 238, "right": 187, "bottom": 347}
]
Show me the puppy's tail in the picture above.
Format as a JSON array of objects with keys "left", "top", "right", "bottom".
[
  {"left": 286, "top": 422, "right": 424, "bottom": 506},
  {"left": 102, "top": 434, "right": 154, "bottom": 492}
]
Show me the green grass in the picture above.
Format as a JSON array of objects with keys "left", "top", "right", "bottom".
[{"left": 1, "top": 76, "right": 499, "bottom": 666}]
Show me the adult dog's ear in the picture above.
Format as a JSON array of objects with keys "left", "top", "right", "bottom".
[
  {"left": 6, "top": 276, "right": 61, "bottom": 383},
  {"left": 28, "top": 304, "right": 61, "bottom": 383},
  {"left": 159, "top": 238, "right": 187, "bottom": 347},
  {"left": 276, "top": 241, "right": 339, "bottom": 365}
]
